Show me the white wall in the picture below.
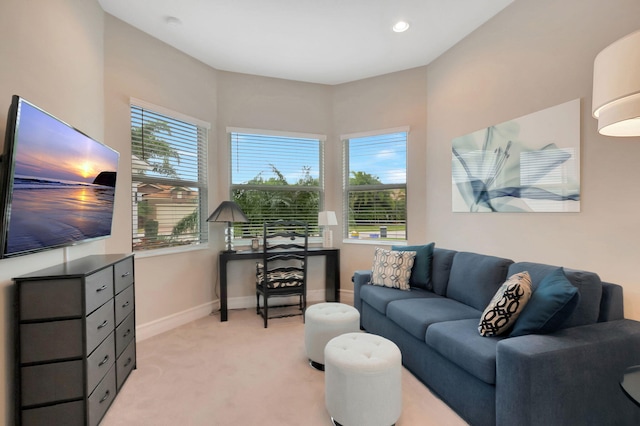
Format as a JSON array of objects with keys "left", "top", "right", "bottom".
[
  {"left": 0, "top": 1, "right": 106, "bottom": 422},
  {"left": 327, "top": 0, "right": 640, "bottom": 323},
  {"left": 331, "top": 67, "right": 429, "bottom": 289},
  {"left": 215, "top": 71, "right": 335, "bottom": 305},
  {"left": 425, "top": 0, "right": 640, "bottom": 318},
  {"left": 103, "top": 15, "right": 219, "bottom": 328},
  {"left": 2, "top": 0, "right": 640, "bottom": 422}
]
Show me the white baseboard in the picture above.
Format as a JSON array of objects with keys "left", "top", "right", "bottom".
[
  {"left": 227, "top": 289, "right": 326, "bottom": 310},
  {"left": 136, "top": 289, "right": 354, "bottom": 341},
  {"left": 136, "top": 301, "right": 216, "bottom": 342}
]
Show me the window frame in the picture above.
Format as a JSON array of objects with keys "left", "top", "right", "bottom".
[
  {"left": 227, "top": 127, "right": 326, "bottom": 243},
  {"left": 130, "top": 98, "right": 210, "bottom": 255},
  {"left": 342, "top": 127, "right": 409, "bottom": 245}
]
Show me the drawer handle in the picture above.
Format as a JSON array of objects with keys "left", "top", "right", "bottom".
[
  {"left": 98, "top": 355, "right": 109, "bottom": 367},
  {"left": 98, "top": 354, "right": 110, "bottom": 366},
  {"left": 123, "top": 329, "right": 131, "bottom": 338},
  {"left": 99, "top": 390, "right": 110, "bottom": 404},
  {"left": 96, "top": 284, "right": 108, "bottom": 292},
  {"left": 97, "top": 320, "right": 109, "bottom": 330},
  {"left": 121, "top": 271, "right": 130, "bottom": 278},
  {"left": 122, "top": 301, "right": 130, "bottom": 308},
  {"left": 124, "top": 357, "right": 132, "bottom": 367}
]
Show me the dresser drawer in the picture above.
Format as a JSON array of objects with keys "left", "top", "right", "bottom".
[
  {"left": 86, "top": 300, "right": 114, "bottom": 355},
  {"left": 87, "top": 332, "right": 115, "bottom": 394},
  {"left": 21, "top": 400, "right": 84, "bottom": 426},
  {"left": 19, "top": 278, "right": 82, "bottom": 320},
  {"left": 85, "top": 266, "right": 114, "bottom": 315},
  {"left": 21, "top": 360, "right": 83, "bottom": 407},
  {"left": 20, "top": 320, "right": 83, "bottom": 363},
  {"left": 115, "top": 284, "right": 134, "bottom": 326},
  {"left": 114, "top": 257, "right": 134, "bottom": 294},
  {"left": 117, "top": 340, "right": 136, "bottom": 390},
  {"left": 88, "top": 365, "right": 116, "bottom": 426},
  {"left": 115, "top": 312, "right": 135, "bottom": 357}
]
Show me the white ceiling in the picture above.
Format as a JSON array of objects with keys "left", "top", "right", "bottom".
[{"left": 98, "top": 0, "right": 513, "bottom": 85}]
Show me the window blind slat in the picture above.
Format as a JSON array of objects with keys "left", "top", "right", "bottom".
[
  {"left": 131, "top": 104, "right": 209, "bottom": 252},
  {"left": 344, "top": 131, "right": 408, "bottom": 241},
  {"left": 230, "top": 131, "right": 324, "bottom": 237}
]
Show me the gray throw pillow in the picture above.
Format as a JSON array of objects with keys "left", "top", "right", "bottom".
[
  {"left": 392, "top": 243, "right": 435, "bottom": 290},
  {"left": 371, "top": 248, "right": 416, "bottom": 291}
]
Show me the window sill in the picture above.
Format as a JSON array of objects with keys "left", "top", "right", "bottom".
[
  {"left": 234, "top": 236, "right": 323, "bottom": 247},
  {"left": 341, "top": 238, "right": 406, "bottom": 246},
  {"left": 134, "top": 243, "right": 210, "bottom": 259}
]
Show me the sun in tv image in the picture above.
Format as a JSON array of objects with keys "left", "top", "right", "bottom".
[{"left": 5, "top": 100, "right": 119, "bottom": 255}]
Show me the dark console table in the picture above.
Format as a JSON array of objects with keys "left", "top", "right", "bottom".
[{"left": 218, "top": 247, "right": 340, "bottom": 321}]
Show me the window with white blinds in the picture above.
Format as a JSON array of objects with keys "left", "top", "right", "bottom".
[
  {"left": 131, "top": 102, "right": 209, "bottom": 251},
  {"left": 229, "top": 129, "right": 324, "bottom": 238},
  {"left": 343, "top": 129, "right": 408, "bottom": 241}
]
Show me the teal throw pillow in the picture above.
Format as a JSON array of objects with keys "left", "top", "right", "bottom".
[
  {"left": 392, "top": 242, "right": 435, "bottom": 290},
  {"left": 510, "top": 267, "right": 580, "bottom": 337}
]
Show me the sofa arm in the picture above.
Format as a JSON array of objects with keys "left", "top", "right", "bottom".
[
  {"left": 496, "top": 320, "right": 640, "bottom": 426},
  {"left": 352, "top": 270, "right": 372, "bottom": 314}
]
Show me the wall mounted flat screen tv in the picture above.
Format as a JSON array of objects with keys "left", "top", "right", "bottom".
[{"left": 0, "top": 95, "right": 120, "bottom": 258}]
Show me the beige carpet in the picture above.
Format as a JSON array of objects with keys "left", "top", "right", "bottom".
[{"left": 101, "top": 306, "right": 468, "bottom": 426}]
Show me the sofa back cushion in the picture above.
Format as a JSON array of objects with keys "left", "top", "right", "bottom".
[
  {"left": 508, "top": 262, "right": 602, "bottom": 328},
  {"left": 432, "top": 248, "right": 457, "bottom": 296},
  {"left": 446, "top": 252, "right": 514, "bottom": 311}
]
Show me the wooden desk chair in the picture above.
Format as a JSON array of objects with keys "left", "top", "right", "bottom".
[{"left": 256, "top": 220, "right": 309, "bottom": 328}]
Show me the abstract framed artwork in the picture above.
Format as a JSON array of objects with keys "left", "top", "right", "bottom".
[{"left": 452, "top": 98, "right": 580, "bottom": 213}]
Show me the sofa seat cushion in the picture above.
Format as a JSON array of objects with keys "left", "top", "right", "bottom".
[
  {"left": 426, "top": 318, "right": 506, "bottom": 385},
  {"left": 508, "top": 262, "right": 602, "bottom": 328},
  {"left": 386, "top": 298, "right": 481, "bottom": 341},
  {"left": 360, "top": 284, "right": 435, "bottom": 315}
]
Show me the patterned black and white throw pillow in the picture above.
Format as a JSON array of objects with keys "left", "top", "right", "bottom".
[{"left": 478, "top": 272, "right": 533, "bottom": 337}]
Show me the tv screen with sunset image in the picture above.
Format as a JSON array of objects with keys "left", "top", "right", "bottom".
[{"left": 0, "top": 96, "right": 119, "bottom": 258}]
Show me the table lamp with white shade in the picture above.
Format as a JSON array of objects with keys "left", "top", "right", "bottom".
[{"left": 318, "top": 211, "right": 338, "bottom": 248}]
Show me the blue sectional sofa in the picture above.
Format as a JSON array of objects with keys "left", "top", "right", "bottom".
[{"left": 352, "top": 247, "right": 640, "bottom": 426}]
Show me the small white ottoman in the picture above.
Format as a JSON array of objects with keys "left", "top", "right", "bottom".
[
  {"left": 324, "top": 333, "right": 402, "bottom": 426},
  {"left": 304, "top": 303, "right": 360, "bottom": 370}
]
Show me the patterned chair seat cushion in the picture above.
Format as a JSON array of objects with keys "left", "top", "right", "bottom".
[{"left": 256, "top": 263, "right": 304, "bottom": 288}]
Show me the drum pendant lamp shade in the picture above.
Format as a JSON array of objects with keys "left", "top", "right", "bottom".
[{"left": 592, "top": 29, "right": 640, "bottom": 137}]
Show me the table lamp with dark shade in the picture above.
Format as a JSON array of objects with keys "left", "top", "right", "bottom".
[{"left": 207, "top": 201, "right": 249, "bottom": 252}]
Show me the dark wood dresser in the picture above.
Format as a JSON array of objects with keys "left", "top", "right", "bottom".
[{"left": 14, "top": 254, "right": 136, "bottom": 426}]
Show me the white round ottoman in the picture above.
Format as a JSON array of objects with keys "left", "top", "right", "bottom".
[
  {"left": 304, "top": 303, "right": 360, "bottom": 371},
  {"left": 324, "top": 333, "right": 402, "bottom": 426}
]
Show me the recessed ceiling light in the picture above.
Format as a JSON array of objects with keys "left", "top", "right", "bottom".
[
  {"left": 165, "top": 16, "right": 182, "bottom": 27},
  {"left": 392, "top": 21, "right": 410, "bottom": 33}
]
